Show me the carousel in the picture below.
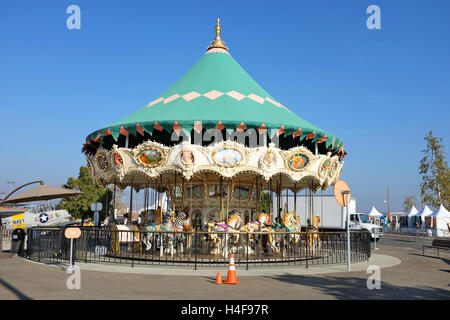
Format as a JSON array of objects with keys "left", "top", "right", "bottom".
[{"left": 82, "top": 19, "right": 347, "bottom": 261}]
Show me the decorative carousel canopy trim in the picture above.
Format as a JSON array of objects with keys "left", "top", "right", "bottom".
[
  {"left": 173, "top": 121, "right": 182, "bottom": 135},
  {"left": 119, "top": 125, "right": 129, "bottom": 137},
  {"left": 164, "top": 94, "right": 180, "bottom": 104},
  {"left": 276, "top": 126, "right": 285, "bottom": 137},
  {"left": 216, "top": 121, "right": 225, "bottom": 131},
  {"left": 247, "top": 93, "right": 265, "bottom": 104},
  {"left": 236, "top": 122, "right": 246, "bottom": 131},
  {"left": 136, "top": 123, "right": 145, "bottom": 136},
  {"left": 306, "top": 130, "right": 316, "bottom": 140},
  {"left": 203, "top": 90, "right": 224, "bottom": 100},
  {"left": 292, "top": 128, "right": 302, "bottom": 138},
  {"left": 147, "top": 97, "right": 163, "bottom": 107},
  {"left": 317, "top": 134, "right": 327, "bottom": 143},
  {"left": 93, "top": 132, "right": 101, "bottom": 142},
  {"left": 110, "top": 120, "right": 327, "bottom": 144},
  {"left": 145, "top": 89, "right": 285, "bottom": 109},
  {"left": 86, "top": 121, "right": 340, "bottom": 154},
  {"left": 182, "top": 91, "right": 201, "bottom": 101},
  {"left": 87, "top": 141, "right": 340, "bottom": 192},
  {"left": 143, "top": 123, "right": 154, "bottom": 136},
  {"left": 103, "top": 128, "right": 112, "bottom": 136},
  {"left": 226, "top": 90, "right": 246, "bottom": 101},
  {"left": 257, "top": 123, "right": 267, "bottom": 133},
  {"left": 154, "top": 121, "right": 163, "bottom": 132}
]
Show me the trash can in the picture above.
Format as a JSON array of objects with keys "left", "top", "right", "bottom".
[{"left": 11, "top": 229, "right": 26, "bottom": 255}]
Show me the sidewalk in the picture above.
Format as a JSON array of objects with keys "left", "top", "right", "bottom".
[{"left": 48, "top": 253, "right": 400, "bottom": 277}]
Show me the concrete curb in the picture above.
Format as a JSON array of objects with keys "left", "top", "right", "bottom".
[
  {"left": 383, "top": 233, "right": 448, "bottom": 241},
  {"left": 23, "top": 253, "right": 401, "bottom": 277}
]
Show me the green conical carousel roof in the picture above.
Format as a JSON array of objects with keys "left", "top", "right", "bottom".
[{"left": 84, "top": 22, "right": 345, "bottom": 155}]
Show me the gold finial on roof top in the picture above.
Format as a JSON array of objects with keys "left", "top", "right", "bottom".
[{"left": 207, "top": 18, "right": 228, "bottom": 51}]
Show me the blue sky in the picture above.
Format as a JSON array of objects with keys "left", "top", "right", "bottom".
[{"left": 0, "top": 0, "right": 449, "bottom": 213}]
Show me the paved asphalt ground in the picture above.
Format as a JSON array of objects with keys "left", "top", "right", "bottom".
[{"left": 0, "top": 235, "right": 449, "bottom": 300}]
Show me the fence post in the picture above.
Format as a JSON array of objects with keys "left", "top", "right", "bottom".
[
  {"left": 25, "top": 229, "right": 31, "bottom": 259},
  {"left": 131, "top": 230, "right": 134, "bottom": 268},
  {"left": 84, "top": 229, "right": 88, "bottom": 263},
  {"left": 246, "top": 232, "right": 249, "bottom": 271},
  {"left": 305, "top": 233, "right": 308, "bottom": 269},
  {"left": 194, "top": 229, "right": 198, "bottom": 270},
  {"left": 37, "top": 230, "right": 41, "bottom": 262}
]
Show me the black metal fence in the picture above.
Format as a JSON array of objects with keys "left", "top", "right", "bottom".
[{"left": 26, "top": 227, "right": 371, "bottom": 269}]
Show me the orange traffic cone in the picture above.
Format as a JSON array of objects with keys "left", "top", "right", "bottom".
[
  {"left": 215, "top": 270, "right": 223, "bottom": 284},
  {"left": 224, "top": 254, "right": 240, "bottom": 284}
]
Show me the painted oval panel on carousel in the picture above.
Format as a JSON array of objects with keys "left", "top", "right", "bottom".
[
  {"left": 263, "top": 150, "right": 276, "bottom": 167},
  {"left": 288, "top": 153, "right": 309, "bottom": 171},
  {"left": 214, "top": 148, "right": 242, "bottom": 166},
  {"left": 180, "top": 150, "right": 194, "bottom": 166},
  {"left": 139, "top": 149, "right": 162, "bottom": 166},
  {"left": 113, "top": 153, "right": 123, "bottom": 168},
  {"left": 319, "top": 159, "right": 331, "bottom": 177},
  {"left": 97, "top": 153, "right": 109, "bottom": 171},
  {"left": 329, "top": 161, "right": 339, "bottom": 178}
]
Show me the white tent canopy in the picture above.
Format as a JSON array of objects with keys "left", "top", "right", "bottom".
[
  {"left": 431, "top": 204, "right": 450, "bottom": 218},
  {"left": 416, "top": 205, "right": 433, "bottom": 222},
  {"left": 406, "top": 206, "right": 419, "bottom": 228},
  {"left": 406, "top": 206, "right": 418, "bottom": 217},
  {"left": 368, "top": 205, "right": 383, "bottom": 217},
  {"left": 430, "top": 204, "right": 450, "bottom": 231}
]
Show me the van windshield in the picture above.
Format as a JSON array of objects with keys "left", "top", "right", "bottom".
[{"left": 360, "top": 214, "right": 371, "bottom": 223}]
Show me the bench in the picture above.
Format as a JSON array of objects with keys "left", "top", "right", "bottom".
[{"left": 422, "top": 239, "right": 450, "bottom": 258}]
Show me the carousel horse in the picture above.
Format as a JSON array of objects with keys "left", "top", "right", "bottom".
[
  {"left": 305, "top": 215, "right": 321, "bottom": 255},
  {"left": 283, "top": 211, "right": 302, "bottom": 245},
  {"left": 259, "top": 213, "right": 280, "bottom": 255},
  {"left": 242, "top": 219, "right": 262, "bottom": 254},
  {"left": 142, "top": 211, "right": 189, "bottom": 256},
  {"left": 252, "top": 213, "right": 280, "bottom": 255},
  {"left": 165, "top": 211, "right": 191, "bottom": 256},
  {"left": 207, "top": 213, "right": 242, "bottom": 256},
  {"left": 141, "top": 211, "right": 172, "bottom": 253}
]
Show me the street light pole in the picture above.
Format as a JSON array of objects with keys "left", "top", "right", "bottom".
[
  {"left": 343, "top": 190, "right": 351, "bottom": 271},
  {"left": 387, "top": 186, "right": 390, "bottom": 216}
]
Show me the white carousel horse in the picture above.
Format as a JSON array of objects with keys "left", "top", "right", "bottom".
[
  {"left": 207, "top": 213, "right": 242, "bottom": 257},
  {"left": 283, "top": 211, "right": 302, "bottom": 245}
]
